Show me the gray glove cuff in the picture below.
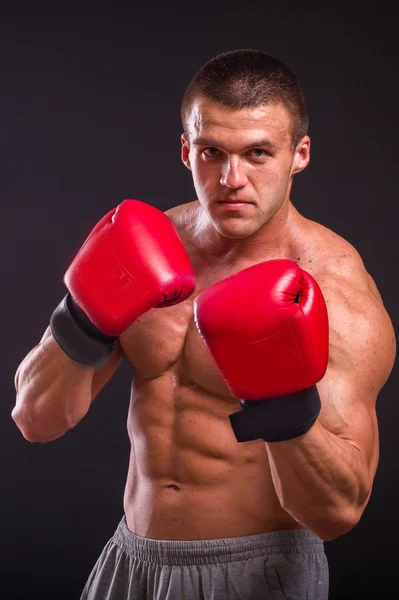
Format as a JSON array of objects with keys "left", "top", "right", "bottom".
[{"left": 50, "top": 294, "right": 116, "bottom": 368}]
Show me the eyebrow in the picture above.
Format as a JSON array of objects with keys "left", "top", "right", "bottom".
[{"left": 192, "top": 136, "right": 280, "bottom": 151}]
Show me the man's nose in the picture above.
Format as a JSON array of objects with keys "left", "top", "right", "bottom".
[{"left": 220, "top": 156, "right": 248, "bottom": 189}]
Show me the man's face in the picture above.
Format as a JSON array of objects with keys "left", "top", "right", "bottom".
[{"left": 181, "top": 97, "right": 310, "bottom": 240}]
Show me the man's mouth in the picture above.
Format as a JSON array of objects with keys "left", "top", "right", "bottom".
[
  {"left": 217, "top": 198, "right": 253, "bottom": 203},
  {"left": 216, "top": 199, "right": 254, "bottom": 209}
]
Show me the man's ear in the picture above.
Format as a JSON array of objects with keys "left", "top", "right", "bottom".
[
  {"left": 291, "top": 136, "right": 310, "bottom": 175},
  {"left": 181, "top": 133, "right": 191, "bottom": 170}
]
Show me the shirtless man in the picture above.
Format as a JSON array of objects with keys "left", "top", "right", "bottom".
[{"left": 12, "top": 49, "right": 396, "bottom": 600}]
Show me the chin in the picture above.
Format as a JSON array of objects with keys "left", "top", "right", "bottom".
[{"left": 212, "top": 218, "right": 259, "bottom": 239}]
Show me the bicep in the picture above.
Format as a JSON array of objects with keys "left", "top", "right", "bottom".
[
  {"left": 316, "top": 278, "right": 396, "bottom": 480},
  {"left": 317, "top": 368, "right": 380, "bottom": 481}
]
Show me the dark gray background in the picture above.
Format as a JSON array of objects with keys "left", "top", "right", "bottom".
[{"left": 2, "top": 5, "right": 397, "bottom": 599}]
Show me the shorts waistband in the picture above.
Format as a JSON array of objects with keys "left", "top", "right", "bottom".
[{"left": 112, "top": 516, "right": 325, "bottom": 566}]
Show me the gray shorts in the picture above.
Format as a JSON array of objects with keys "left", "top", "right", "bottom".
[{"left": 80, "top": 516, "right": 329, "bottom": 599}]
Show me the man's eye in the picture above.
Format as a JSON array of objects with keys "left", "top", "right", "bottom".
[
  {"left": 203, "top": 147, "right": 220, "bottom": 157},
  {"left": 249, "top": 149, "right": 268, "bottom": 158}
]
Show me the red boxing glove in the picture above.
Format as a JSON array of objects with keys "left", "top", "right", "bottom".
[
  {"left": 194, "top": 259, "right": 329, "bottom": 442},
  {"left": 65, "top": 199, "right": 195, "bottom": 335},
  {"left": 51, "top": 200, "right": 195, "bottom": 367}
]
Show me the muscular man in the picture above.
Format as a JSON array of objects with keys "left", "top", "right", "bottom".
[{"left": 12, "top": 50, "right": 396, "bottom": 600}]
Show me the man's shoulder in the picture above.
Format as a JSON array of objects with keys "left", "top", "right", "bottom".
[
  {"left": 164, "top": 201, "right": 203, "bottom": 255},
  {"left": 306, "top": 219, "right": 395, "bottom": 397},
  {"left": 164, "top": 200, "right": 199, "bottom": 229},
  {"left": 301, "top": 217, "right": 371, "bottom": 290},
  {"left": 300, "top": 217, "right": 386, "bottom": 317}
]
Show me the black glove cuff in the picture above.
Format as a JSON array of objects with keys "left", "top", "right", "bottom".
[
  {"left": 229, "top": 385, "right": 321, "bottom": 443},
  {"left": 50, "top": 293, "right": 117, "bottom": 368}
]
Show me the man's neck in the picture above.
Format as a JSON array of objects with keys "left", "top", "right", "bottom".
[{"left": 196, "top": 199, "right": 302, "bottom": 266}]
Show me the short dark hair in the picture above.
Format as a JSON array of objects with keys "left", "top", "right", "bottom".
[{"left": 181, "top": 49, "right": 309, "bottom": 150}]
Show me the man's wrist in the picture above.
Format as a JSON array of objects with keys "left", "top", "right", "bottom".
[
  {"left": 229, "top": 385, "right": 321, "bottom": 443},
  {"left": 50, "top": 293, "right": 117, "bottom": 368}
]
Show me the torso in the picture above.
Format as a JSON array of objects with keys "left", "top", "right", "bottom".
[{"left": 119, "top": 200, "right": 377, "bottom": 540}]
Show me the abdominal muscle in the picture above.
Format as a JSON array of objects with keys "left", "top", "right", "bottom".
[{"left": 122, "top": 370, "right": 305, "bottom": 541}]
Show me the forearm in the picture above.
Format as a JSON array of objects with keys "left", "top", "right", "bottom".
[
  {"left": 266, "top": 420, "right": 371, "bottom": 540},
  {"left": 12, "top": 329, "right": 95, "bottom": 442}
]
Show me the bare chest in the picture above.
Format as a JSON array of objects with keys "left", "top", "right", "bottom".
[
  {"left": 119, "top": 244, "right": 329, "bottom": 396},
  {"left": 119, "top": 266, "right": 247, "bottom": 396}
]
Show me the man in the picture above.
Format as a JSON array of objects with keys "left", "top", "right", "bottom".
[{"left": 12, "top": 49, "right": 396, "bottom": 600}]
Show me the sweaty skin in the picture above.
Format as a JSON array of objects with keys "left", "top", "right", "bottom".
[
  {"left": 115, "top": 199, "right": 382, "bottom": 541},
  {"left": 115, "top": 100, "right": 394, "bottom": 541},
  {"left": 17, "top": 99, "right": 393, "bottom": 542}
]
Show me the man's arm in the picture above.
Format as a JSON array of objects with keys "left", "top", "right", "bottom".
[
  {"left": 12, "top": 326, "right": 124, "bottom": 442},
  {"left": 265, "top": 263, "right": 396, "bottom": 541},
  {"left": 13, "top": 200, "right": 196, "bottom": 443}
]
